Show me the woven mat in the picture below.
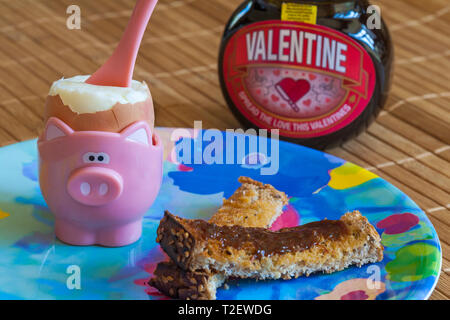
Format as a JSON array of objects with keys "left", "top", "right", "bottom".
[{"left": 0, "top": 0, "right": 448, "bottom": 299}]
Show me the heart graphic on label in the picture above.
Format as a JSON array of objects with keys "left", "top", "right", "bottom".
[
  {"left": 243, "top": 67, "right": 347, "bottom": 118},
  {"left": 275, "top": 78, "right": 311, "bottom": 105}
]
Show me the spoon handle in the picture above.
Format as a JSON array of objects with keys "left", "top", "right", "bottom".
[{"left": 86, "top": 0, "right": 158, "bottom": 87}]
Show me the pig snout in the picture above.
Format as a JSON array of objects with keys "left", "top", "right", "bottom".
[{"left": 67, "top": 166, "right": 123, "bottom": 206}]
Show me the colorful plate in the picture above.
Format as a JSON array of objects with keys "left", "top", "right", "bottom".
[{"left": 0, "top": 128, "right": 441, "bottom": 300}]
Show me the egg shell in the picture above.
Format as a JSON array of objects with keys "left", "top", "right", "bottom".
[{"left": 44, "top": 94, "right": 154, "bottom": 133}]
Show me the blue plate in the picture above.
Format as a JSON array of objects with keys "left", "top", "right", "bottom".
[{"left": 0, "top": 128, "right": 441, "bottom": 300}]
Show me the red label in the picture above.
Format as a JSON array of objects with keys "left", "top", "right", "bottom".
[{"left": 222, "top": 21, "right": 376, "bottom": 138}]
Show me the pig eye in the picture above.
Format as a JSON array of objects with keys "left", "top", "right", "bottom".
[
  {"left": 83, "top": 152, "right": 97, "bottom": 163},
  {"left": 97, "top": 153, "right": 110, "bottom": 164}
]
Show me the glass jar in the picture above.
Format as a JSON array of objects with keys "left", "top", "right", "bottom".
[{"left": 218, "top": 0, "right": 393, "bottom": 149}]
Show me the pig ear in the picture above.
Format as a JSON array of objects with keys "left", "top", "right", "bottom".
[
  {"left": 44, "top": 117, "right": 74, "bottom": 141},
  {"left": 121, "top": 121, "right": 152, "bottom": 146}
]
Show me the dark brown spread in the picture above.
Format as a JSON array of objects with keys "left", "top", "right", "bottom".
[{"left": 186, "top": 216, "right": 349, "bottom": 258}]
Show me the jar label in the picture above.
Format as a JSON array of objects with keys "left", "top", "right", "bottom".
[
  {"left": 281, "top": 3, "right": 317, "bottom": 24},
  {"left": 222, "top": 21, "right": 376, "bottom": 138}
]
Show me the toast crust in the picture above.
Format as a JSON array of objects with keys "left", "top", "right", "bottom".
[{"left": 149, "top": 261, "right": 225, "bottom": 300}]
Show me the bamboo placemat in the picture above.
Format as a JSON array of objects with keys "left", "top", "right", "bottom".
[{"left": 0, "top": 0, "right": 448, "bottom": 299}]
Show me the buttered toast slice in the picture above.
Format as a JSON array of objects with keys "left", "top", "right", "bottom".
[
  {"left": 156, "top": 211, "right": 383, "bottom": 280},
  {"left": 209, "top": 176, "right": 288, "bottom": 228}
]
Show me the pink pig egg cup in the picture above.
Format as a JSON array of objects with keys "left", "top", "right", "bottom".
[{"left": 38, "top": 117, "right": 163, "bottom": 247}]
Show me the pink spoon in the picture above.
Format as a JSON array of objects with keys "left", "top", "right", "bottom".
[{"left": 86, "top": 0, "right": 158, "bottom": 87}]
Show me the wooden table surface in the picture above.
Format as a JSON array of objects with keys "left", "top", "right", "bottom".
[{"left": 0, "top": 0, "right": 448, "bottom": 299}]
